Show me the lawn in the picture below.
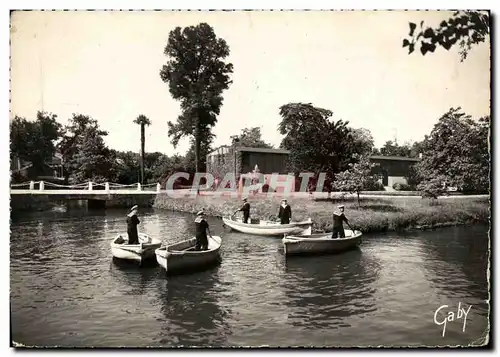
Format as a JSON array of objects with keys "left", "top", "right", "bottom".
[{"left": 153, "top": 194, "right": 490, "bottom": 233}]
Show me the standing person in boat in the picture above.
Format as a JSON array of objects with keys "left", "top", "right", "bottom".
[
  {"left": 127, "top": 205, "right": 140, "bottom": 244},
  {"left": 195, "top": 210, "right": 213, "bottom": 251},
  {"left": 234, "top": 197, "right": 251, "bottom": 223},
  {"left": 332, "top": 205, "right": 351, "bottom": 238},
  {"left": 278, "top": 199, "right": 292, "bottom": 224}
]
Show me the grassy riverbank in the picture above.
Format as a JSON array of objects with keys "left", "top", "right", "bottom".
[{"left": 153, "top": 194, "right": 490, "bottom": 233}]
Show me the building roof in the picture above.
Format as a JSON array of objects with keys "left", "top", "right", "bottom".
[
  {"left": 236, "top": 146, "right": 290, "bottom": 154},
  {"left": 369, "top": 155, "right": 420, "bottom": 162}
]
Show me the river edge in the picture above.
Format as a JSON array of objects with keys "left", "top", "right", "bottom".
[{"left": 153, "top": 194, "right": 490, "bottom": 233}]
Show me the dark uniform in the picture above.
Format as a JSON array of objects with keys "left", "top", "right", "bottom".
[
  {"left": 127, "top": 214, "right": 140, "bottom": 244},
  {"left": 240, "top": 202, "right": 250, "bottom": 223},
  {"left": 332, "top": 210, "right": 349, "bottom": 238},
  {"left": 278, "top": 203, "right": 292, "bottom": 224},
  {"left": 195, "top": 216, "right": 209, "bottom": 251}
]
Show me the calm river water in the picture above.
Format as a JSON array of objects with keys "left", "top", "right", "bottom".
[{"left": 10, "top": 208, "right": 490, "bottom": 347}]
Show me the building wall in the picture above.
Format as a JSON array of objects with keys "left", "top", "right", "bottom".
[
  {"left": 370, "top": 158, "right": 418, "bottom": 177},
  {"left": 206, "top": 147, "right": 242, "bottom": 180},
  {"left": 241, "top": 152, "right": 289, "bottom": 174},
  {"left": 387, "top": 176, "right": 408, "bottom": 187}
]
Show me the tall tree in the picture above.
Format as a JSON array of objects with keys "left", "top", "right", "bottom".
[
  {"left": 231, "top": 127, "right": 273, "bottom": 148},
  {"left": 133, "top": 114, "right": 152, "bottom": 184},
  {"left": 58, "top": 114, "right": 114, "bottom": 183},
  {"left": 10, "top": 111, "right": 62, "bottom": 176},
  {"left": 69, "top": 126, "right": 115, "bottom": 184},
  {"left": 160, "top": 22, "right": 233, "bottom": 172},
  {"left": 415, "top": 107, "right": 490, "bottom": 193},
  {"left": 403, "top": 11, "right": 490, "bottom": 61},
  {"left": 278, "top": 103, "right": 357, "bottom": 181},
  {"left": 349, "top": 127, "right": 375, "bottom": 156}
]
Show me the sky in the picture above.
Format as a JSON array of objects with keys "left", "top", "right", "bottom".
[{"left": 10, "top": 10, "right": 490, "bottom": 156}]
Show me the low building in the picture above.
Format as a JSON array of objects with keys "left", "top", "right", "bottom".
[
  {"left": 206, "top": 146, "right": 290, "bottom": 178},
  {"left": 206, "top": 146, "right": 293, "bottom": 192},
  {"left": 206, "top": 146, "right": 420, "bottom": 191},
  {"left": 369, "top": 155, "right": 420, "bottom": 188}
]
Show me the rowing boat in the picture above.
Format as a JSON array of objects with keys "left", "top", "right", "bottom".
[
  {"left": 110, "top": 233, "right": 162, "bottom": 263},
  {"left": 282, "top": 229, "right": 363, "bottom": 256},
  {"left": 155, "top": 235, "right": 222, "bottom": 274},
  {"left": 222, "top": 216, "right": 312, "bottom": 236}
]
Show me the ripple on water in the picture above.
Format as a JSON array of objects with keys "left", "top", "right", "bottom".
[{"left": 10, "top": 212, "right": 490, "bottom": 347}]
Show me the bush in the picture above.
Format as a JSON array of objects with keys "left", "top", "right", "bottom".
[
  {"left": 364, "top": 180, "right": 385, "bottom": 191},
  {"left": 393, "top": 182, "right": 413, "bottom": 191}
]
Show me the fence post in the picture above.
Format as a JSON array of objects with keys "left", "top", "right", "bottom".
[
  {"left": 105, "top": 182, "right": 110, "bottom": 193},
  {"left": 29, "top": 181, "right": 35, "bottom": 190},
  {"left": 157, "top": 183, "right": 161, "bottom": 193},
  {"left": 88, "top": 181, "right": 93, "bottom": 191},
  {"left": 137, "top": 183, "right": 141, "bottom": 191},
  {"left": 39, "top": 181, "right": 44, "bottom": 191}
]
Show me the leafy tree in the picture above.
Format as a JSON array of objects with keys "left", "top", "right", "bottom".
[
  {"left": 377, "top": 140, "right": 416, "bottom": 157},
  {"left": 10, "top": 111, "right": 62, "bottom": 177},
  {"left": 68, "top": 126, "right": 115, "bottom": 184},
  {"left": 112, "top": 150, "right": 140, "bottom": 184},
  {"left": 415, "top": 107, "right": 490, "bottom": 194},
  {"left": 332, "top": 155, "right": 379, "bottom": 206},
  {"left": 417, "top": 175, "right": 447, "bottom": 199},
  {"left": 278, "top": 103, "right": 358, "bottom": 182},
  {"left": 231, "top": 127, "right": 273, "bottom": 148},
  {"left": 350, "top": 127, "right": 375, "bottom": 156},
  {"left": 403, "top": 11, "right": 490, "bottom": 61},
  {"left": 133, "top": 114, "right": 152, "bottom": 184},
  {"left": 183, "top": 126, "right": 214, "bottom": 174},
  {"left": 160, "top": 22, "right": 234, "bottom": 172},
  {"left": 58, "top": 114, "right": 114, "bottom": 183}
]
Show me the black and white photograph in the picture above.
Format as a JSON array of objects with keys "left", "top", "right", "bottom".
[{"left": 7, "top": 6, "right": 492, "bottom": 349}]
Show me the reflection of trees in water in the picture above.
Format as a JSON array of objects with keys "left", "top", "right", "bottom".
[
  {"left": 419, "top": 225, "right": 489, "bottom": 302},
  {"left": 282, "top": 249, "right": 381, "bottom": 330},
  {"left": 155, "top": 268, "right": 232, "bottom": 347}
]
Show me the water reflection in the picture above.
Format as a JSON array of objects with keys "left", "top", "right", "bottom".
[
  {"left": 110, "top": 259, "right": 159, "bottom": 296},
  {"left": 419, "top": 226, "right": 489, "bottom": 301},
  {"left": 283, "top": 249, "right": 379, "bottom": 330},
  {"left": 155, "top": 268, "right": 232, "bottom": 347}
]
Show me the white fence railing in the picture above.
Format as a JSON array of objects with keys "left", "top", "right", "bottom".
[{"left": 10, "top": 181, "right": 162, "bottom": 193}]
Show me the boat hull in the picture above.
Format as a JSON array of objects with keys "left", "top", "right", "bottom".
[
  {"left": 155, "top": 236, "right": 222, "bottom": 275},
  {"left": 283, "top": 230, "right": 363, "bottom": 256},
  {"left": 110, "top": 233, "right": 162, "bottom": 263},
  {"left": 222, "top": 217, "right": 312, "bottom": 236}
]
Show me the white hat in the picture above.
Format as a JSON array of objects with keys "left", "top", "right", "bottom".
[
  {"left": 242, "top": 197, "right": 248, "bottom": 201},
  {"left": 196, "top": 210, "right": 205, "bottom": 216},
  {"left": 130, "top": 205, "right": 138, "bottom": 212},
  {"left": 338, "top": 205, "right": 345, "bottom": 209}
]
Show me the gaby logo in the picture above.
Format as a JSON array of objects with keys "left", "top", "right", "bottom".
[{"left": 433, "top": 302, "right": 472, "bottom": 337}]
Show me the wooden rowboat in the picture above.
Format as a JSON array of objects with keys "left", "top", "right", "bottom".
[
  {"left": 282, "top": 229, "right": 363, "bottom": 256},
  {"left": 110, "top": 233, "right": 162, "bottom": 263},
  {"left": 222, "top": 216, "right": 313, "bottom": 236},
  {"left": 155, "top": 235, "right": 222, "bottom": 274}
]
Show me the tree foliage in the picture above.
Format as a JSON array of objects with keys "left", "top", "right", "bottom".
[
  {"left": 278, "top": 103, "right": 360, "bottom": 180},
  {"left": 403, "top": 11, "right": 490, "bottom": 61},
  {"left": 231, "top": 127, "right": 273, "bottom": 148},
  {"left": 373, "top": 140, "right": 420, "bottom": 158},
  {"left": 10, "top": 111, "right": 62, "bottom": 175},
  {"left": 415, "top": 107, "right": 490, "bottom": 194},
  {"left": 58, "top": 114, "right": 115, "bottom": 183},
  {"left": 332, "top": 155, "right": 379, "bottom": 206},
  {"left": 350, "top": 127, "right": 375, "bottom": 156},
  {"left": 160, "top": 22, "right": 233, "bottom": 172}
]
